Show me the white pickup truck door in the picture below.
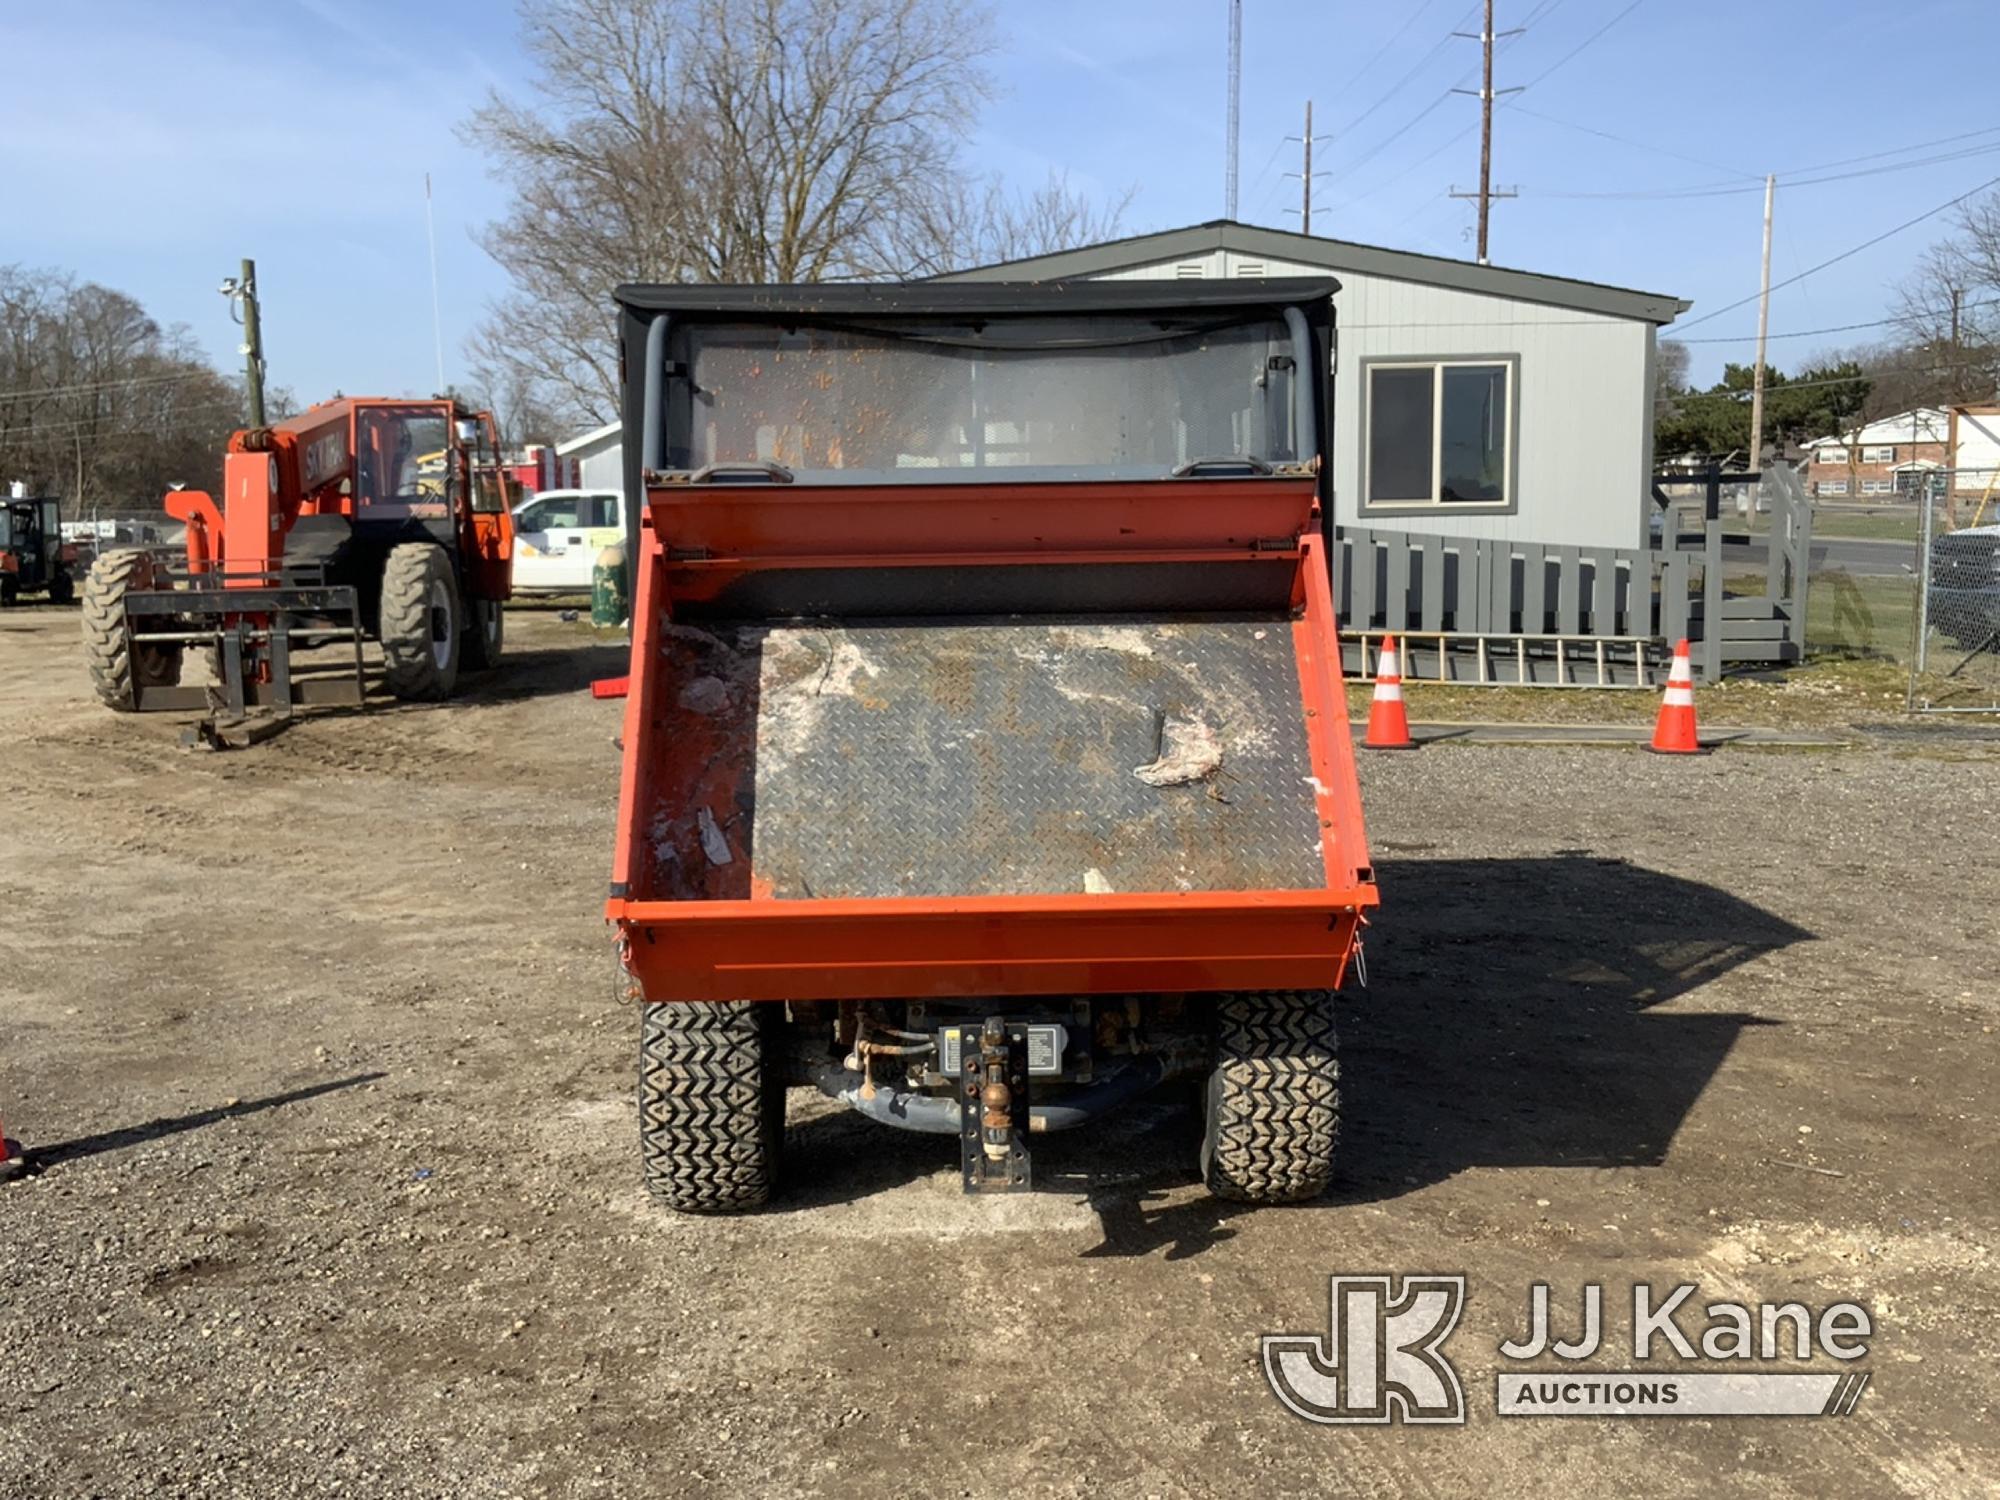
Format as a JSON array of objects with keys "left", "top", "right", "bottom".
[{"left": 512, "top": 492, "right": 621, "bottom": 591}]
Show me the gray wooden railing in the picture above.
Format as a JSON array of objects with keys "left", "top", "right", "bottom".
[{"left": 1334, "top": 465, "right": 1813, "bottom": 683}]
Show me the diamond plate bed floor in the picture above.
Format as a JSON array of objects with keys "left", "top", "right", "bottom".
[{"left": 643, "top": 614, "right": 1326, "bottom": 901}]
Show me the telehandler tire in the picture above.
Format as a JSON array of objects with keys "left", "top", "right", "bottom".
[
  {"left": 463, "top": 595, "right": 504, "bottom": 670},
  {"left": 47, "top": 569, "right": 74, "bottom": 606},
  {"left": 639, "top": 1001, "right": 785, "bottom": 1213},
  {"left": 379, "top": 543, "right": 462, "bottom": 700},
  {"left": 82, "top": 548, "right": 182, "bottom": 711},
  {"left": 1200, "top": 990, "right": 1340, "bottom": 1204}
]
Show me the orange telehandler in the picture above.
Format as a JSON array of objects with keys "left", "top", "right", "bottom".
[{"left": 82, "top": 397, "right": 514, "bottom": 718}]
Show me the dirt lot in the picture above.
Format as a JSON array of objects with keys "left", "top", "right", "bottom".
[{"left": 2, "top": 604, "right": 1996, "bottom": 1498}]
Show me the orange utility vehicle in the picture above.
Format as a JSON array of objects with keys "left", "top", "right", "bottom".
[
  {"left": 82, "top": 398, "right": 514, "bottom": 717},
  {"left": 606, "top": 281, "right": 1376, "bottom": 1210}
]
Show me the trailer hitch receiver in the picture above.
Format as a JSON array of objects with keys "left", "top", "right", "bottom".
[{"left": 950, "top": 1018, "right": 1030, "bottom": 1193}]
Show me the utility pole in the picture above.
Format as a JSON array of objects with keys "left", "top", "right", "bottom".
[
  {"left": 1746, "top": 175, "right": 1775, "bottom": 472},
  {"left": 1284, "top": 100, "right": 1332, "bottom": 235},
  {"left": 1950, "top": 284, "right": 1963, "bottom": 399},
  {"left": 1476, "top": 0, "right": 1495, "bottom": 259},
  {"left": 226, "top": 257, "right": 268, "bottom": 429},
  {"left": 1225, "top": 0, "right": 1242, "bottom": 219},
  {"left": 1450, "top": 1, "right": 1522, "bottom": 263}
]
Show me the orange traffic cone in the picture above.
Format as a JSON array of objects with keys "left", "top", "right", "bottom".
[
  {"left": 0, "top": 1110, "right": 19, "bottom": 1180},
  {"left": 1364, "top": 635, "right": 1418, "bottom": 750},
  {"left": 1647, "top": 638, "right": 1703, "bottom": 754}
]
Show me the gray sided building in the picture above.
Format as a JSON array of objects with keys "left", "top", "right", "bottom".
[{"left": 935, "top": 219, "right": 1688, "bottom": 554}]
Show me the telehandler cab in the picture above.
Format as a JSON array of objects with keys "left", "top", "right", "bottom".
[{"left": 82, "top": 397, "right": 514, "bottom": 716}]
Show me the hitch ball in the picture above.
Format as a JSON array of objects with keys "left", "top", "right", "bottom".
[{"left": 980, "top": 1079, "right": 1013, "bottom": 1162}]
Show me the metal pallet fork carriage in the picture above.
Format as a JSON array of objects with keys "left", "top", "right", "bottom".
[
  {"left": 1363, "top": 634, "right": 1417, "bottom": 750},
  {"left": 1647, "top": 638, "right": 1702, "bottom": 755}
]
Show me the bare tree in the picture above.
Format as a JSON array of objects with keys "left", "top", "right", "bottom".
[
  {"left": 0, "top": 266, "right": 246, "bottom": 509},
  {"left": 463, "top": 0, "right": 1130, "bottom": 427},
  {"left": 1894, "top": 192, "right": 2000, "bottom": 406},
  {"left": 874, "top": 171, "right": 1136, "bottom": 280}
]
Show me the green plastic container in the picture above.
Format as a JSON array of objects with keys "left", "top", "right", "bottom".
[{"left": 591, "top": 541, "right": 629, "bottom": 628}]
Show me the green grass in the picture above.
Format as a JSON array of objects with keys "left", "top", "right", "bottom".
[
  {"left": 1745, "top": 505, "right": 1919, "bottom": 544},
  {"left": 1808, "top": 510, "right": 1923, "bottom": 543},
  {"left": 1804, "top": 569, "right": 1917, "bottom": 665}
]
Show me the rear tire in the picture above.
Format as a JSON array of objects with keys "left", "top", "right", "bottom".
[
  {"left": 82, "top": 548, "right": 182, "bottom": 711},
  {"left": 378, "top": 543, "right": 461, "bottom": 700},
  {"left": 1200, "top": 991, "right": 1340, "bottom": 1204},
  {"left": 47, "top": 568, "right": 74, "bottom": 606},
  {"left": 462, "top": 595, "right": 504, "bottom": 670},
  {"left": 640, "top": 1001, "right": 785, "bottom": 1213}
]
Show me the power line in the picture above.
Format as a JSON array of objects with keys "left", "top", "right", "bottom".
[
  {"left": 1304, "top": 296, "right": 2000, "bottom": 343},
  {"left": 1339, "top": 0, "right": 1627, "bottom": 216},
  {"left": 1329, "top": 0, "right": 1449, "bottom": 105},
  {"left": 1666, "top": 354, "right": 1996, "bottom": 403},
  {"left": 0, "top": 368, "right": 214, "bottom": 402},
  {"left": 1506, "top": 103, "right": 1758, "bottom": 181},
  {"left": 1515, "top": 0, "right": 1645, "bottom": 90},
  {"left": 1776, "top": 123, "right": 2000, "bottom": 180},
  {"left": 0, "top": 399, "right": 245, "bottom": 442},
  {"left": 1529, "top": 140, "right": 2000, "bottom": 200},
  {"left": 1673, "top": 173, "right": 2000, "bottom": 333},
  {"left": 1677, "top": 296, "right": 2000, "bottom": 346},
  {"left": 1322, "top": 3, "right": 1482, "bottom": 151},
  {"left": 1245, "top": 131, "right": 1295, "bottom": 217}
]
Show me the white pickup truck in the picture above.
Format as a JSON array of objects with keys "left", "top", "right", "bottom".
[{"left": 509, "top": 488, "right": 624, "bottom": 594}]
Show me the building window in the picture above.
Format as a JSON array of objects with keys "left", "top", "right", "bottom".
[
  {"left": 1818, "top": 479, "right": 1849, "bottom": 496},
  {"left": 1364, "top": 359, "right": 1514, "bottom": 509},
  {"left": 1860, "top": 478, "right": 1894, "bottom": 494},
  {"left": 1814, "top": 446, "right": 1849, "bottom": 465},
  {"left": 1861, "top": 445, "right": 1895, "bottom": 463}
]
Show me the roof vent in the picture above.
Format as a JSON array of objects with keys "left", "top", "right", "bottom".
[
  {"left": 1174, "top": 263, "right": 1205, "bottom": 279},
  {"left": 1235, "top": 261, "right": 1265, "bottom": 279}
]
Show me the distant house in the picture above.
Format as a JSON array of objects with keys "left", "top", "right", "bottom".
[
  {"left": 1946, "top": 404, "right": 2000, "bottom": 510},
  {"left": 1799, "top": 408, "right": 1948, "bottom": 498}
]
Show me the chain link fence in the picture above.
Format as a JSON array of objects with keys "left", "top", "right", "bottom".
[
  {"left": 1910, "top": 472, "right": 2000, "bottom": 713},
  {"left": 1793, "top": 474, "right": 1920, "bottom": 676}
]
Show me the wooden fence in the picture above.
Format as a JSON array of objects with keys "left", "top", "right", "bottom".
[{"left": 1333, "top": 466, "right": 1813, "bottom": 684}]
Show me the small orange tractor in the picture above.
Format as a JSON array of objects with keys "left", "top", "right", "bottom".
[
  {"left": 605, "top": 280, "right": 1376, "bottom": 1211},
  {"left": 0, "top": 490, "right": 77, "bottom": 606},
  {"left": 82, "top": 398, "right": 514, "bottom": 717}
]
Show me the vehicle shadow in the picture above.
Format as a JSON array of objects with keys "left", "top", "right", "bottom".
[
  {"left": 768, "top": 855, "right": 1809, "bottom": 1256},
  {"left": 777, "top": 1102, "right": 960, "bottom": 1209},
  {"left": 457, "top": 642, "right": 630, "bottom": 705},
  {"left": 1065, "top": 853, "right": 1806, "bottom": 1258},
  {"left": 8, "top": 1072, "right": 386, "bottom": 1177}
]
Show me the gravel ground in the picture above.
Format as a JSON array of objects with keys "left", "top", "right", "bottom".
[{"left": 1, "top": 604, "right": 1996, "bottom": 1498}]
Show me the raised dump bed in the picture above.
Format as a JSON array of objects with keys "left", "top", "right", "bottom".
[
  {"left": 604, "top": 282, "right": 1376, "bottom": 1208},
  {"left": 646, "top": 613, "right": 1326, "bottom": 901}
]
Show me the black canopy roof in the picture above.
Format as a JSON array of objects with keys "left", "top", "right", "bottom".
[{"left": 612, "top": 278, "right": 1339, "bottom": 321}]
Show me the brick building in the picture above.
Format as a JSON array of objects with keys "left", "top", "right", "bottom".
[{"left": 1800, "top": 407, "right": 1947, "bottom": 499}]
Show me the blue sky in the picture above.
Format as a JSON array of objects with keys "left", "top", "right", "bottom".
[{"left": 6, "top": 0, "right": 1998, "bottom": 407}]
